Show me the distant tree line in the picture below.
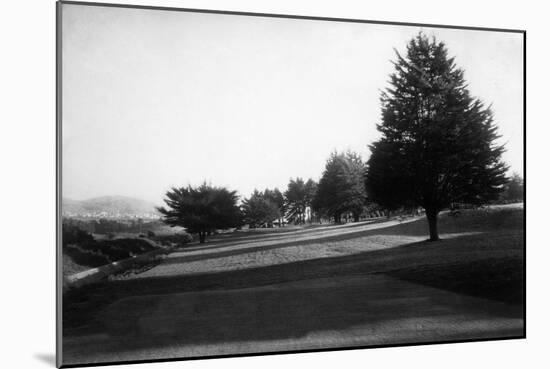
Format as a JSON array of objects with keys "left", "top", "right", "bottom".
[
  {"left": 158, "top": 32, "right": 520, "bottom": 243},
  {"left": 499, "top": 173, "right": 524, "bottom": 203},
  {"left": 157, "top": 152, "right": 373, "bottom": 243}
]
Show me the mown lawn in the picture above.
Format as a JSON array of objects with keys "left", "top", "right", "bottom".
[
  {"left": 388, "top": 256, "right": 523, "bottom": 304},
  {"left": 381, "top": 206, "right": 524, "bottom": 304},
  {"left": 63, "top": 205, "right": 524, "bottom": 334}
]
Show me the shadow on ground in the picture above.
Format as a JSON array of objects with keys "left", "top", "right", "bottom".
[
  {"left": 160, "top": 207, "right": 523, "bottom": 266},
  {"left": 64, "top": 233, "right": 524, "bottom": 329},
  {"left": 62, "top": 207, "right": 524, "bottom": 364}
]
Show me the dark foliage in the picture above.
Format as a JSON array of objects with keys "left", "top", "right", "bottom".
[
  {"left": 263, "top": 187, "right": 286, "bottom": 225},
  {"left": 500, "top": 172, "right": 524, "bottom": 202},
  {"left": 153, "top": 232, "right": 194, "bottom": 247},
  {"left": 365, "top": 33, "right": 508, "bottom": 240},
  {"left": 62, "top": 223, "right": 94, "bottom": 249},
  {"left": 64, "top": 238, "right": 157, "bottom": 268},
  {"left": 157, "top": 183, "right": 242, "bottom": 243},
  {"left": 241, "top": 189, "right": 281, "bottom": 228},
  {"left": 304, "top": 179, "right": 318, "bottom": 222},
  {"left": 64, "top": 245, "right": 110, "bottom": 268},
  {"left": 284, "top": 178, "right": 317, "bottom": 224},
  {"left": 313, "top": 151, "right": 367, "bottom": 223}
]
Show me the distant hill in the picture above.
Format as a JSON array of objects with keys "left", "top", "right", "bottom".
[{"left": 62, "top": 196, "right": 160, "bottom": 219}]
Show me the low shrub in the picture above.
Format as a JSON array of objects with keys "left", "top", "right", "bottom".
[
  {"left": 64, "top": 245, "right": 110, "bottom": 268},
  {"left": 154, "top": 232, "right": 194, "bottom": 247},
  {"left": 105, "top": 238, "right": 156, "bottom": 254},
  {"left": 64, "top": 238, "right": 159, "bottom": 270},
  {"left": 78, "top": 238, "right": 156, "bottom": 259},
  {"left": 62, "top": 224, "right": 94, "bottom": 249}
]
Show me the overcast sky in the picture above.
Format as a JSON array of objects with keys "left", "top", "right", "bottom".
[{"left": 62, "top": 4, "right": 524, "bottom": 205}]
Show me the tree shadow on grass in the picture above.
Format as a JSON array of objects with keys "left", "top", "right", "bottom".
[
  {"left": 375, "top": 207, "right": 524, "bottom": 237},
  {"left": 387, "top": 256, "right": 524, "bottom": 304},
  {"left": 179, "top": 218, "right": 385, "bottom": 253},
  {"left": 63, "top": 271, "right": 523, "bottom": 364},
  {"left": 62, "top": 227, "right": 524, "bottom": 364},
  {"left": 64, "top": 229, "right": 523, "bottom": 321},
  {"left": 159, "top": 208, "right": 524, "bottom": 267}
]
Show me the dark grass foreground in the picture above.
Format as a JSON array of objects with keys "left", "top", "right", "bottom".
[
  {"left": 387, "top": 256, "right": 523, "bottom": 304},
  {"left": 383, "top": 207, "right": 524, "bottom": 304}
]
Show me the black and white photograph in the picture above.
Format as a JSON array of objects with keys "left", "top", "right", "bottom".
[{"left": 57, "top": 1, "right": 525, "bottom": 367}]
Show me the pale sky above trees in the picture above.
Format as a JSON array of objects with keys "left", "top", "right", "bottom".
[{"left": 62, "top": 4, "right": 523, "bottom": 204}]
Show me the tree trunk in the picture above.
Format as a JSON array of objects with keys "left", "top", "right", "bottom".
[
  {"left": 199, "top": 232, "right": 206, "bottom": 244},
  {"left": 426, "top": 208, "right": 440, "bottom": 241},
  {"left": 353, "top": 212, "right": 360, "bottom": 222}
]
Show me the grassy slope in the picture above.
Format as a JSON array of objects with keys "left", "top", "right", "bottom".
[
  {"left": 383, "top": 207, "right": 524, "bottom": 304},
  {"left": 63, "top": 206, "right": 524, "bottom": 333},
  {"left": 63, "top": 238, "right": 159, "bottom": 278}
]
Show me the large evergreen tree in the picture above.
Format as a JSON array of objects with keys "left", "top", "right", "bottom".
[
  {"left": 313, "top": 151, "right": 367, "bottom": 223},
  {"left": 157, "top": 183, "right": 242, "bottom": 243},
  {"left": 365, "top": 33, "right": 508, "bottom": 241}
]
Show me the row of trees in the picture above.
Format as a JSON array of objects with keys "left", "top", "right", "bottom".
[
  {"left": 157, "top": 155, "right": 369, "bottom": 243},
  {"left": 157, "top": 150, "right": 372, "bottom": 243},
  {"left": 241, "top": 189, "right": 283, "bottom": 228},
  {"left": 240, "top": 179, "right": 318, "bottom": 228},
  {"left": 159, "top": 32, "right": 521, "bottom": 243},
  {"left": 240, "top": 153, "right": 372, "bottom": 229}
]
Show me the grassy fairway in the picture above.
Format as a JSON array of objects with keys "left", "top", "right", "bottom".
[
  {"left": 381, "top": 206, "right": 524, "bottom": 304},
  {"left": 62, "top": 205, "right": 524, "bottom": 364}
]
